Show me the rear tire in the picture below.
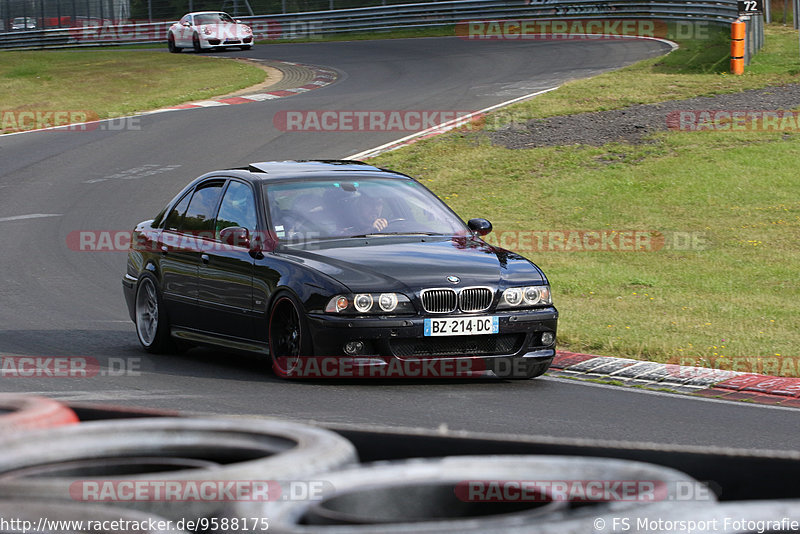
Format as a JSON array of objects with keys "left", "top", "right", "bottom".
[
  {"left": 167, "top": 33, "right": 181, "bottom": 53},
  {"left": 134, "top": 273, "right": 173, "bottom": 353},
  {"left": 268, "top": 293, "right": 312, "bottom": 378}
]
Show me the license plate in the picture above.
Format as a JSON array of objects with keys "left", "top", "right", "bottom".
[{"left": 424, "top": 316, "right": 498, "bottom": 337}]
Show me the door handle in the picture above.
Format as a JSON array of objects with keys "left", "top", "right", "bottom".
[{"left": 201, "top": 254, "right": 210, "bottom": 264}]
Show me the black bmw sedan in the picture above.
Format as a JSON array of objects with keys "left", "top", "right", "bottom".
[{"left": 123, "top": 160, "right": 558, "bottom": 379}]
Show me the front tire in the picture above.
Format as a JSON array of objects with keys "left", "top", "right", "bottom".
[
  {"left": 268, "top": 293, "right": 312, "bottom": 378},
  {"left": 167, "top": 33, "right": 181, "bottom": 53},
  {"left": 240, "top": 45, "right": 252, "bottom": 51},
  {"left": 134, "top": 273, "right": 172, "bottom": 353},
  {"left": 192, "top": 32, "right": 202, "bottom": 53}
]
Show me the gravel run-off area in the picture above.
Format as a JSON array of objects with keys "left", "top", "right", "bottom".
[{"left": 488, "top": 84, "right": 800, "bottom": 148}]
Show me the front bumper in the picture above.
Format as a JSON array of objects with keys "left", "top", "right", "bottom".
[
  {"left": 122, "top": 274, "right": 137, "bottom": 322},
  {"left": 200, "top": 35, "right": 252, "bottom": 47},
  {"left": 292, "top": 307, "right": 557, "bottom": 377}
]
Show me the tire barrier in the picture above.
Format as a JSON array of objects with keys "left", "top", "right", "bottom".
[
  {"left": 0, "top": 394, "right": 79, "bottom": 431},
  {"left": 0, "top": 417, "right": 358, "bottom": 520},
  {"left": 229, "top": 455, "right": 710, "bottom": 533},
  {"left": 0, "top": 500, "right": 183, "bottom": 534}
]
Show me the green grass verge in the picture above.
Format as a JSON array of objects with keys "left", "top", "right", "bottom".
[
  {"left": 492, "top": 24, "right": 800, "bottom": 123},
  {"left": 372, "top": 24, "right": 800, "bottom": 376},
  {"left": 0, "top": 50, "right": 265, "bottom": 132}
]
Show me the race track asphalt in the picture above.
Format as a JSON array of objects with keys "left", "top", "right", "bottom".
[{"left": 2, "top": 37, "right": 796, "bottom": 453}]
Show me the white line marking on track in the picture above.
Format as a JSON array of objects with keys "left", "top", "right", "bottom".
[
  {"left": 191, "top": 101, "right": 230, "bottom": 107},
  {"left": 542, "top": 376, "right": 800, "bottom": 412},
  {"left": 0, "top": 213, "right": 62, "bottom": 222},
  {"left": 16, "top": 390, "right": 202, "bottom": 401},
  {"left": 347, "top": 86, "right": 561, "bottom": 160}
]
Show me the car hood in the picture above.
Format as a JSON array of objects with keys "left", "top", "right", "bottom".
[{"left": 275, "top": 236, "right": 546, "bottom": 292}]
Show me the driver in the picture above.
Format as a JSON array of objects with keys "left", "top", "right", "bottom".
[
  {"left": 358, "top": 196, "right": 388, "bottom": 232},
  {"left": 343, "top": 194, "right": 388, "bottom": 234}
]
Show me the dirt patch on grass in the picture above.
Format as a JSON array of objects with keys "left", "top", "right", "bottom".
[{"left": 489, "top": 84, "right": 800, "bottom": 148}]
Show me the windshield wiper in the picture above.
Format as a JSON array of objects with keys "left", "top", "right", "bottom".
[{"left": 347, "top": 232, "right": 445, "bottom": 238}]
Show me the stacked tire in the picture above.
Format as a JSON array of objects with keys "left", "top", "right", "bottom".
[
  {"left": 0, "top": 394, "right": 78, "bottom": 431},
  {"left": 0, "top": 395, "right": 797, "bottom": 534},
  {"left": 228, "top": 455, "right": 714, "bottom": 534}
]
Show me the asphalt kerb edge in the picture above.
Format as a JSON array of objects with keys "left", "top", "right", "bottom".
[{"left": 551, "top": 351, "right": 800, "bottom": 408}]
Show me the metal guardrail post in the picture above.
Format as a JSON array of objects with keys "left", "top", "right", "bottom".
[{"left": 795, "top": 0, "right": 800, "bottom": 29}]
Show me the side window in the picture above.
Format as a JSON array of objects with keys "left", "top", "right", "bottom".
[
  {"left": 180, "top": 182, "right": 224, "bottom": 236},
  {"left": 163, "top": 192, "right": 191, "bottom": 231},
  {"left": 216, "top": 181, "right": 257, "bottom": 238}
]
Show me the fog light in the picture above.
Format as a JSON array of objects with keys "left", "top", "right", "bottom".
[
  {"left": 541, "top": 332, "right": 555, "bottom": 346},
  {"left": 344, "top": 341, "right": 365, "bottom": 355}
]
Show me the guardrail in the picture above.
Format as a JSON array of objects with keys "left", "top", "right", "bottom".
[{"left": 0, "top": 0, "right": 765, "bottom": 63}]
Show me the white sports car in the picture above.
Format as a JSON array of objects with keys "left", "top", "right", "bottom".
[{"left": 167, "top": 11, "right": 253, "bottom": 53}]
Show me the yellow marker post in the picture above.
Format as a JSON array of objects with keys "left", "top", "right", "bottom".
[{"left": 731, "top": 20, "right": 746, "bottom": 75}]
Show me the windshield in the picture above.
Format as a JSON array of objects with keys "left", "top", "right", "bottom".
[
  {"left": 194, "top": 13, "right": 234, "bottom": 25},
  {"left": 264, "top": 177, "right": 467, "bottom": 241}
]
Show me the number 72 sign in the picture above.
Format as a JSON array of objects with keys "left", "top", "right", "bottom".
[{"left": 738, "top": 0, "right": 763, "bottom": 14}]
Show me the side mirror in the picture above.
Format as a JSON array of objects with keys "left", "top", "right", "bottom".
[
  {"left": 467, "top": 218, "right": 493, "bottom": 236},
  {"left": 182, "top": 21, "right": 191, "bottom": 26},
  {"left": 219, "top": 226, "right": 251, "bottom": 249},
  {"left": 235, "top": 19, "right": 242, "bottom": 23}
]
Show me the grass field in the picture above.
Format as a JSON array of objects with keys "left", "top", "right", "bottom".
[
  {"left": 0, "top": 50, "right": 265, "bottom": 133},
  {"left": 493, "top": 24, "right": 800, "bottom": 122},
  {"left": 372, "top": 24, "right": 800, "bottom": 375}
]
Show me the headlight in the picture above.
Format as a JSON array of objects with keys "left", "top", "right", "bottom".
[
  {"left": 243, "top": 25, "right": 252, "bottom": 34},
  {"left": 325, "top": 293, "right": 414, "bottom": 315},
  {"left": 354, "top": 293, "right": 373, "bottom": 313},
  {"left": 498, "top": 285, "right": 552, "bottom": 309},
  {"left": 503, "top": 287, "right": 522, "bottom": 306},
  {"left": 378, "top": 293, "right": 398, "bottom": 312},
  {"left": 202, "top": 27, "right": 212, "bottom": 35}
]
